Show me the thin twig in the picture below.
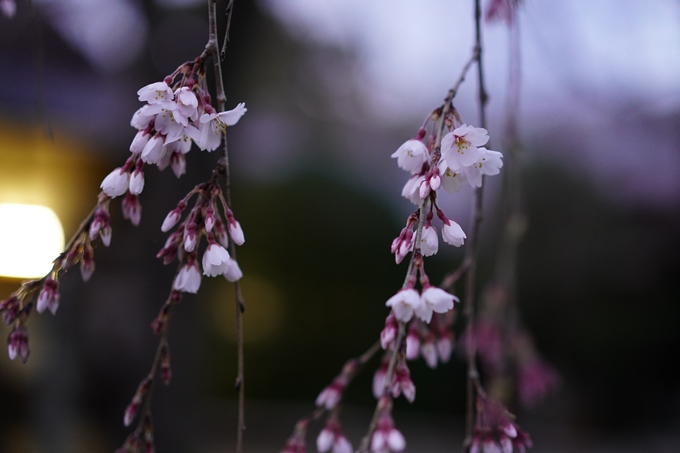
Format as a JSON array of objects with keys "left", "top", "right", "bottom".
[
  {"left": 221, "top": 0, "right": 235, "bottom": 61},
  {"left": 135, "top": 299, "right": 177, "bottom": 433},
  {"left": 463, "top": 0, "right": 488, "bottom": 450}
]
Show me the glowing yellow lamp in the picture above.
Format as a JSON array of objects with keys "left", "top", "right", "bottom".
[{"left": 0, "top": 204, "right": 65, "bottom": 279}]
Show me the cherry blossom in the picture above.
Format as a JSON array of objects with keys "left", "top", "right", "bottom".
[
  {"left": 415, "top": 224, "right": 439, "bottom": 256},
  {"left": 195, "top": 103, "right": 247, "bottom": 151},
  {"left": 202, "top": 243, "right": 231, "bottom": 277},
  {"left": 173, "top": 261, "right": 201, "bottom": 293},
  {"left": 223, "top": 258, "right": 243, "bottom": 282},
  {"left": 438, "top": 161, "right": 467, "bottom": 193},
  {"left": 137, "top": 81, "right": 174, "bottom": 104},
  {"left": 385, "top": 288, "right": 421, "bottom": 322},
  {"left": 441, "top": 218, "right": 466, "bottom": 247},
  {"left": 390, "top": 139, "right": 429, "bottom": 174},
  {"left": 416, "top": 286, "right": 457, "bottom": 323},
  {"left": 441, "top": 124, "right": 489, "bottom": 169}
]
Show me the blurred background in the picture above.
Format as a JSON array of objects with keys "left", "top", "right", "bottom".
[{"left": 1, "top": 0, "right": 679, "bottom": 452}]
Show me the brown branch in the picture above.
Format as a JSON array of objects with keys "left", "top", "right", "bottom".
[
  {"left": 204, "top": 2, "right": 246, "bottom": 451},
  {"left": 463, "top": 0, "right": 488, "bottom": 450},
  {"left": 135, "top": 297, "right": 177, "bottom": 433}
]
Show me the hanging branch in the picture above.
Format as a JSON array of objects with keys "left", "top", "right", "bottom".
[
  {"left": 200, "top": 1, "right": 247, "bottom": 450},
  {"left": 462, "top": 0, "right": 489, "bottom": 449}
]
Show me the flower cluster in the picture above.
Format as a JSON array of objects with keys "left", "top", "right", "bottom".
[
  {"left": 156, "top": 180, "right": 244, "bottom": 294},
  {"left": 100, "top": 62, "right": 246, "bottom": 202},
  {"left": 390, "top": 208, "right": 466, "bottom": 263},
  {"left": 391, "top": 123, "right": 502, "bottom": 262},
  {"left": 470, "top": 394, "right": 532, "bottom": 453},
  {"left": 394, "top": 124, "right": 502, "bottom": 200},
  {"left": 404, "top": 313, "right": 455, "bottom": 368},
  {"left": 371, "top": 355, "right": 416, "bottom": 403},
  {"left": 317, "top": 418, "right": 352, "bottom": 453}
]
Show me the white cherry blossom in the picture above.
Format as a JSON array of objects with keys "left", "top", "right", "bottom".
[
  {"left": 130, "top": 104, "right": 162, "bottom": 130},
  {"left": 224, "top": 258, "right": 243, "bottom": 282},
  {"left": 391, "top": 139, "right": 429, "bottom": 174},
  {"left": 174, "top": 87, "right": 199, "bottom": 122},
  {"left": 442, "top": 220, "right": 466, "bottom": 247},
  {"left": 477, "top": 147, "right": 503, "bottom": 175},
  {"left": 415, "top": 224, "right": 439, "bottom": 256},
  {"left": 401, "top": 174, "right": 425, "bottom": 205},
  {"left": 441, "top": 124, "right": 489, "bottom": 169},
  {"left": 385, "top": 288, "right": 421, "bottom": 322},
  {"left": 141, "top": 135, "right": 166, "bottom": 164},
  {"left": 173, "top": 262, "right": 201, "bottom": 293},
  {"left": 202, "top": 243, "right": 231, "bottom": 277},
  {"left": 137, "top": 81, "right": 174, "bottom": 104},
  {"left": 416, "top": 286, "right": 458, "bottom": 323},
  {"left": 438, "top": 160, "right": 467, "bottom": 193},
  {"left": 195, "top": 103, "right": 247, "bottom": 151},
  {"left": 154, "top": 108, "right": 186, "bottom": 143}
]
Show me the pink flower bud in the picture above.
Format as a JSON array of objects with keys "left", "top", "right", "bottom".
[
  {"left": 161, "top": 209, "right": 181, "bottom": 232},
  {"left": 405, "top": 323, "right": 420, "bottom": 360},
  {"left": 129, "top": 170, "right": 145, "bottom": 195},
  {"left": 228, "top": 219, "right": 245, "bottom": 245},
  {"left": 170, "top": 151, "right": 186, "bottom": 178},
  {"left": 100, "top": 225, "right": 112, "bottom": 247},
  {"left": 80, "top": 242, "right": 95, "bottom": 282},
  {"left": 130, "top": 130, "right": 150, "bottom": 154},
  {"left": 429, "top": 172, "right": 441, "bottom": 191},
  {"left": 101, "top": 167, "right": 130, "bottom": 198},
  {"left": 1, "top": 295, "right": 20, "bottom": 326},
  {"left": 204, "top": 208, "right": 215, "bottom": 233},
  {"left": 184, "top": 230, "right": 197, "bottom": 252},
  {"left": 122, "top": 194, "right": 142, "bottom": 226},
  {"left": 7, "top": 325, "right": 29, "bottom": 363},
  {"left": 36, "top": 277, "right": 60, "bottom": 315}
]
